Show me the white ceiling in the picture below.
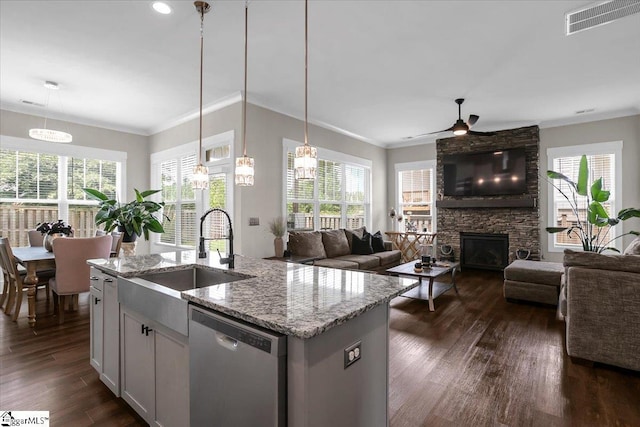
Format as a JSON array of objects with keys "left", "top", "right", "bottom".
[{"left": 1, "top": 0, "right": 639, "bottom": 148}]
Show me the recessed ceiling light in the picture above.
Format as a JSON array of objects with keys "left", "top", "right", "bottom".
[{"left": 152, "top": 2, "right": 172, "bottom": 15}]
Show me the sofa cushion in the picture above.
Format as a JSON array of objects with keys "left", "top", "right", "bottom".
[
  {"left": 352, "top": 232, "right": 374, "bottom": 255},
  {"left": 335, "top": 254, "right": 380, "bottom": 270},
  {"left": 344, "top": 226, "right": 366, "bottom": 251},
  {"left": 288, "top": 231, "right": 327, "bottom": 259},
  {"left": 371, "top": 231, "right": 386, "bottom": 253},
  {"left": 564, "top": 249, "right": 640, "bottom": 274},
  {"left": 623, "top": 236, "right": 640, "bottom": 255},
  {"left": 371, "top": 249, "right": 401, "bottom": 266},
  {"left": 313, "top": 258, "right": 359, "bottom": 270},
  {"left": 321, "top": 229, "right": 351, "bottom": 258}
]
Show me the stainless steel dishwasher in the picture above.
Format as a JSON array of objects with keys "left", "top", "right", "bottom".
[{"left": 189, "top": 305, "right": 287, "bottom": 427}]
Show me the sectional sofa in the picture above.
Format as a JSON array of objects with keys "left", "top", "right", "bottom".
[{"left": 287, "top": 227, "right": 402, "bottom": 273}]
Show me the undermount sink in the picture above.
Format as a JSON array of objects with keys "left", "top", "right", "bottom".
[
  {"left": 137, "top": 267, "right": 251, "bottom": 292},
  {"left": 118, "top": 267, "right": 253, "bottom": 336}
]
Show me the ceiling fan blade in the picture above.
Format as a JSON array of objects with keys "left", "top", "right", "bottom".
[
  {"left": 468, "top": 130, "right": 496, "bottom": 136},
  {"left": 427, "top": 125, "right": 454, "bottom": 135},
  {"left": 468, "top": 114, "right": 479, "bottom": 126}
]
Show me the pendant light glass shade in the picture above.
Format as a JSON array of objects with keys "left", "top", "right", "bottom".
[
  {"left": 191, "top": 1, "right": 211, "bottom": 190},
  {"left": 29, "top": 81, "right": 73, "bottom": 144},
  {"left": 235, "top": 2, "right": 255, "bottom": 186},
  {"left": 294, "top": 145, "right": 317, "bottom": 179},
  {"left": 235, "top": 156, "right": 255, "bottom": 186},
  {"left": 294, "top": 0, "right": 317, "bottom": 180}
]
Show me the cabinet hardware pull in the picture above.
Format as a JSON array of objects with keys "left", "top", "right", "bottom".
[
  {"left": 141, "top": 324, "right": 146, "bottom": 335},
  {"left": 90, "top": 276, "right": 99, "bottom": 281},
  {"left": 104, "top": 278, "right": 114, "bottom": 283},
  {"left": 145, "top": 327, "right": 153, "bottom": 336},
  {"left": 94, "top": 298, "right": 101, "bottom": 304}
]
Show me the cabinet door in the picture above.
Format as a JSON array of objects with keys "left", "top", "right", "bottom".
[
  {"left": 121, "top": 308, "right": 155, "bottom": 421},
  {"left": 154, "top": 326, "right": 189, "bottom": 427},
  {"left": 89, "top": 285, "right": 103, "bottom": 372},
  {"left": 101, "top": 274, "right": 120, "bottom": 396}
]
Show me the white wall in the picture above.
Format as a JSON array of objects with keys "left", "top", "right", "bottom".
[{"left": 385, "top": 115, "right": 640, "bottom": 263}]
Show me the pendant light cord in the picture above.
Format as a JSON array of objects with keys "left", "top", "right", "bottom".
[
  {"left": 199, "top": 5, "right": 205, "bottom": 164},
  {"left": 242, "top": 1, "right": 248, "bottom": 157},
  {"left": 304, "top": 0, "right": 308, "bottom": 147}
]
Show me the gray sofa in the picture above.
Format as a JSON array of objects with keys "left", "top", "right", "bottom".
[
  {"left": 561, "top": 247, "right": 640, "bottom": 371},
  {"left": 287, "top": 228, "right": 402, "bottom": 273}
]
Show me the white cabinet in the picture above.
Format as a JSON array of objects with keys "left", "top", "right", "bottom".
[
  {"left": 120, "top": 306, "right": 189, "bottom": 427},
  {"left": 89, "top": 267, "right": 120, "bottom": 396}
]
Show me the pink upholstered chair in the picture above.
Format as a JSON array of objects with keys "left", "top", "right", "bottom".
[
  {"left": 49, "top": 235, "right": 112, "bottom": 323},
  {"left": 96, "top": 230, "right": 124, "bottom": 257}
]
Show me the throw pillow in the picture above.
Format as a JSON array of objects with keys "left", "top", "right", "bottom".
[
  {"left": 623, "top": 236, "right": 640, "bottom": 255},
  {"left": 321, "top": 229, "right": 351, "bottom": 258},
  {"left": 352, "top": 232, "right": 374, "bottom": 255},
  {"left": 371, "top": 231, "right": 386, "bottom": 253},
  {"left": 288, "top": 231, "right": 327, "bottom": 259},
  {"left": 344, "top": 226, "right": 367, "bottom": 251}
]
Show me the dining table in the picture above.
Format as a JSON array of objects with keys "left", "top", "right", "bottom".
[{"left": 12, "top": 246, "right": 56, "bottom": 327}]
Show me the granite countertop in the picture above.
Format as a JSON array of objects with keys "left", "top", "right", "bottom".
[{"left": 88, "top": 251, "right": 418, "bottom": 339}]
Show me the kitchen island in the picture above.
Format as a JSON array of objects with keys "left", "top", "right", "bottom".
[{"left": 88, "top": 251, "right": 418, "bottom": 427}]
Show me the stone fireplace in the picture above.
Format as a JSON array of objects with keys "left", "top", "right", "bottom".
[{"left": 436, "top": 126, "right": 540, "bottom": 265}]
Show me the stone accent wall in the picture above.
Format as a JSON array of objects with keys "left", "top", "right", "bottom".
[{"left": 436, "top": 126, "right": 540, "bottom": 263}]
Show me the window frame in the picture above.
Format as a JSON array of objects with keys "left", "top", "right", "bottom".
[
  {"left": 150, "top": 131, "right": 234, "bottom": 253},
  {"left": 546, "top": 140, "right": 623, "bottom": 253},
  {"left": 282, "top": 139, "right": 372, "bottom": 232},
  {"left": 394, "top": 160, "right": 437, "bottom": 234},
  {"left": 0, "top": 135, "right": 126, "bottom": 240}
]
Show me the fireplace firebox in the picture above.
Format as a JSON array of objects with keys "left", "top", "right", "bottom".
[{"left": 460, "top": 232, "right": 509, "bottom": 271}]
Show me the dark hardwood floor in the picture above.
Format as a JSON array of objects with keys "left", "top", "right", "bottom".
[{"left": 1, "top": 270, "right": 639, "bottom": 426}]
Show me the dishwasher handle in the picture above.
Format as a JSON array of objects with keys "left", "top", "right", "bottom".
[
  {"left": 216, "top": 332, "right": 239, "bottom": 351},
  {"left": 191, "top": 307, "right": 285, "bottom": 355}
]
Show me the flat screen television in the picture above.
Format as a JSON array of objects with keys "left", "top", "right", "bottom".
[{"left": 443, "top": 148, "right": 527, "bottom": 196}]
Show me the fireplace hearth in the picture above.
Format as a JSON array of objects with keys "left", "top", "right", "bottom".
[{"left": 460, "top": 232, "right": 509, "bottom": 271}]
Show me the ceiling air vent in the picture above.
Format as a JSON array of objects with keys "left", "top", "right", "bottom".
[
  {"left": 566, "top": 0, "right": 640, "bottom": 35},
  {"left": 21, "top": 99, "right": 46, "bottom": 107}
]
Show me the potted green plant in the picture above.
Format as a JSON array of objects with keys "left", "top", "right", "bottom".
[
  {"left": 36, "top": 219, "right": 74, "bottom": 251},
  {"left": 268, "top": 216, "right": 287, "bottom": 257},
  {"left": 546, "top": 154, "right": 640, "bottom": 253},
  {"left": 82, "top": 188, "right": 168, "bottom": 242}
]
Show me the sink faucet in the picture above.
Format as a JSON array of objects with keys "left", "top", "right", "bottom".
[{"left": 199, "top": 208, "right": 234, "bottom": 268}]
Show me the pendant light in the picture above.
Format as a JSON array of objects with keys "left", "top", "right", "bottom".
[
  {"left": 235, "top": 1, "right": 255, "bottom": 186},
  {"left": 191, "top": 1, "right": 211, "bottom": 190},
  {"left": 293, "top": 0, "right": 317, "bottom": 180},
  {"left": 29, "top": 81, "right": 73, "bottom": 143}
]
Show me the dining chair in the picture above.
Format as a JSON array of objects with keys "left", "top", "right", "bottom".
[
  {"left": 28, "top": 230, "right": 44, "bottom": 246},
  {"left": 0, "top": 237, "right": 50, "bottom": 320},
  {"left": 96, "top": 230, "right": 124, "bottom": 257},
  {"left": 49, "top": 235, "right": 112, "bottom": 324}
]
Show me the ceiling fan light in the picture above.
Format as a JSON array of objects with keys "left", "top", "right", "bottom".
[{"left": 452, "top": 120, "right": 468, "bottom": 136}]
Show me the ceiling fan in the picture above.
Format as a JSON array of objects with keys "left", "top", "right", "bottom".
[{"left": 427, "top": 98, "right": 495, "bottom": 137}]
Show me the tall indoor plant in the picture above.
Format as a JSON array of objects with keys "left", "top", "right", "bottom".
[
  {"left": 546, "top": 155, "right": 639, "bottom": 253},
  {"left": 82, "top": 188, "right": 168, "bottom": 242}
]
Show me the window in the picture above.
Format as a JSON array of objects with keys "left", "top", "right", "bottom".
[
  {"left": 395, "top": 161, "right": 436, "bottom": 233},
  {"left": 547, "top": 141, "right": 622, "bottom": 252},
  {"left": 151, "top": 131, "right": 234, "bottom": 252},
  {"left": 283, "top": 140, "right": 371, "bottom": 232},
  {"left": 0, "top": 136, "right": 126, "bottom": 247}
]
